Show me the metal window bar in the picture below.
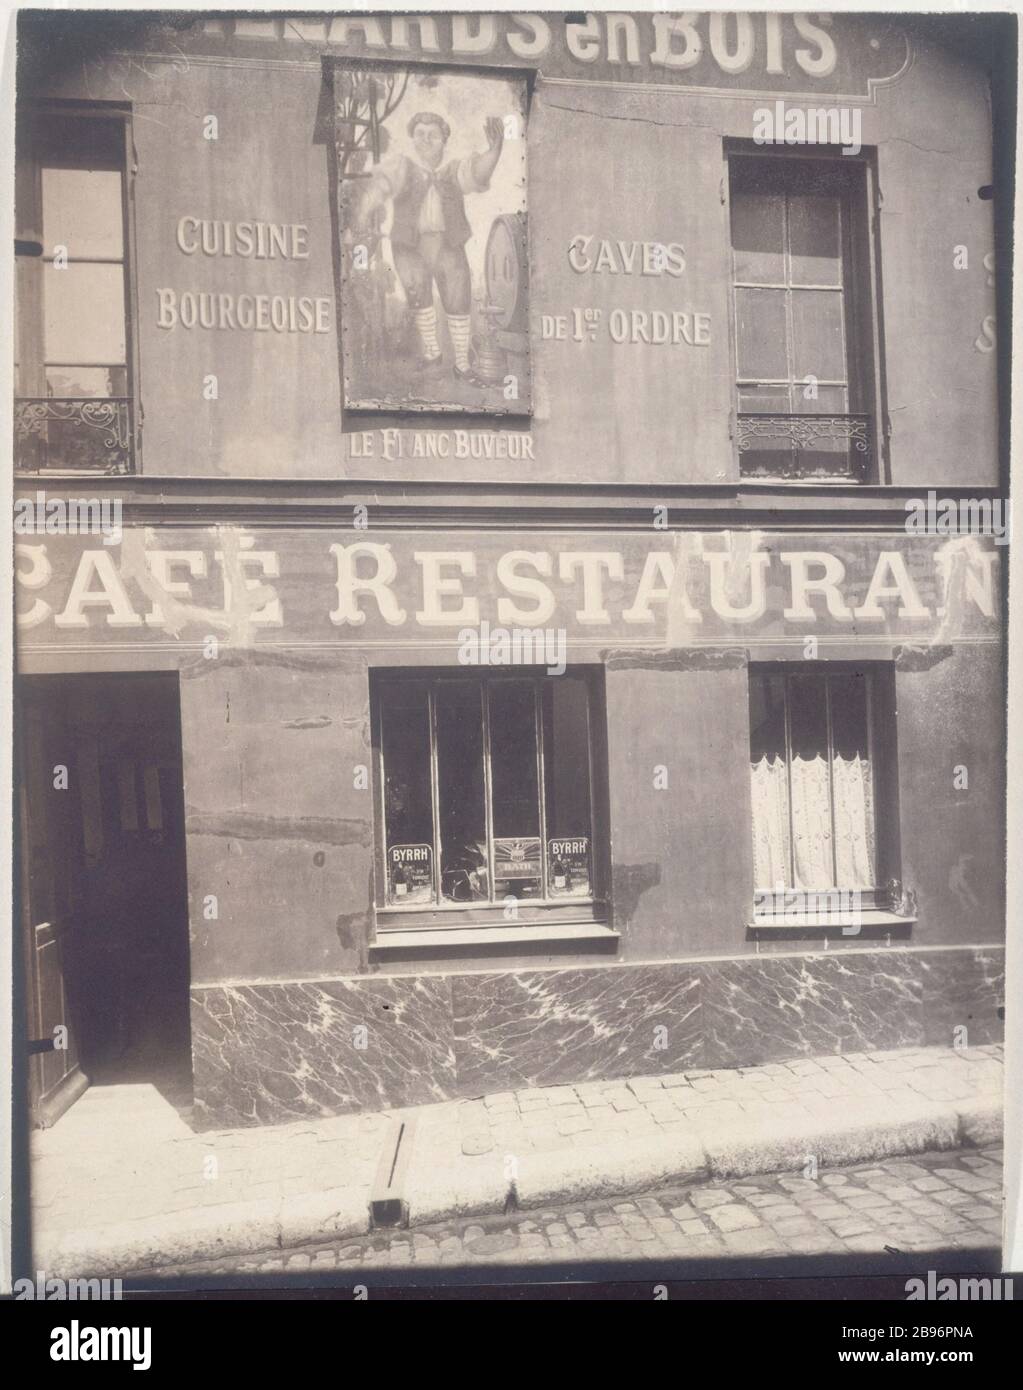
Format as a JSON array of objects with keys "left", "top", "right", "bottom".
[
  {"left": 480, "top": 680, "right": 497, "bottom": 904},
  {"left": 824, "top": 674, "right": 838, "bottom": 888},
  {"left": 782, "top": 673, "right": 795, "bottom": 890},
  {"left": 533, "top": 678, "right": 549, "bottom": 902},
  {"left": 864, "top": 672, "right": 878, "bottom": 886},
  {"left": 427, "top": 684, "right": 442, "bottom": 907},
  {"left": 14, "top": 396, "right": 132, "bottom": 474}
]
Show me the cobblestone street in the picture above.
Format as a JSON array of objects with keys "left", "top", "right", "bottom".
[{"left": 155, "top": 1146, "right": 1003, "bottom": 1280}]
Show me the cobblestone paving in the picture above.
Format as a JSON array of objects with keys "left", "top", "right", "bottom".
[
  {"left": 33, "top": 1043, "right": 1002, "bottom": 1267},
  {"left": 158, "top": 1146, "right": 1003, "bottom": 1278}
]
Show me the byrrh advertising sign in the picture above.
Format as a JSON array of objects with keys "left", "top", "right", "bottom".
[{"left": 15, "top": 529, "right": 998, "bottom": 651}]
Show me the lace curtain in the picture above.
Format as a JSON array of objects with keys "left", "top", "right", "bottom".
[{"left": 752, "top": 753, "right": 875, "bottom": 890}]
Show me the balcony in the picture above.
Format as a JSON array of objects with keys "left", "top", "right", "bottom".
[
  {"left": 737, "top": 412, "right": 872, "bottom": 483},
  {"left": 15, "top": 397, "right": 133, "bottom": 474}
]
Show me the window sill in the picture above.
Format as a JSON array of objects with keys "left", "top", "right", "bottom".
[
  {"left": 749, "top": 910, "right": 917, "bottom": 931},
  {"left": 369, "top": 922, "right": 620, "bottom": 952}
]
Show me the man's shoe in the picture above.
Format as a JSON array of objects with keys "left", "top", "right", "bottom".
[{"left": 453, "top": 364, "right": 488, "bottom": 388}]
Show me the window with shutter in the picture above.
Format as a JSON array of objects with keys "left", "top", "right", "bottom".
[{"left": 728, "top": 150, "right": 881, "bottom": 483}]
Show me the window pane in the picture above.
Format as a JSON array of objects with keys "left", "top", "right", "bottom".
[
  {"left": 44, "top": 262, "right": 126, "bottom": 366},
  {"left": 437, "top": 681, "right": 488, "bottom": 903},
  {"left": 42, "top": 168, "right": 123, "bottom": 259},
  {"left": 380, "top": 682, "right": 434, "bottom": 904},
  {"left": 791, "top": 290, "right": 846, "bottom": 383},
  {"left": 802, "top": 384, "right": 849, "bottom": 415},
  {"left": 789, "top": 673, "right": 828, "bottom": 759},
  {"left": 34, "top": 114, "right": 124, "bottom": 170},
  {"left": 788, "top": 673, "right": 833, "bottom": 889},
  {"left": 829, "top": 672, "right": 869, "bottom": 759},
  {"left": 731, "top": 188, "right": 785, "bottom": 283},
  {"left": 735, "top": 287, "right": 788, "bottom": 381},
  {"left": 45, "top": 365, "right": 127, "bottom": 398},
  {"left": 749, "top": 673, "right": 787, "bottom": 761},
  {"left": 789, "top": 194, "right": 842, "bottom": 287},
  {"left": 489, "top": 679, "right": 542, "bottom": 900},
  {"left": 542, "top": 675, "right": 593, "bottom": 897},
  {"left": 738, "top": 387, "right": 792, "bottom": 414}
]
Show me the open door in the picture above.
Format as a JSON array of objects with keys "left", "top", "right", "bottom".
[
  {"left": 18, "top": 673, "right": 193, "bottom": 1127},
  {"left": 19, "top": 679, "right": 89, "bottom": 1127}
]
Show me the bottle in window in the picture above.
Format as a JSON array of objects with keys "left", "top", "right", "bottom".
[
  {"left": 393, "top": 859, "right": 408, "bottom": 899},
  {"left": 552, "top": 854, "right": 569, "bottom": 892}
]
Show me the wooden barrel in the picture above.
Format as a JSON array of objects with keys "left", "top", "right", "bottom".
[{"left": 484, "top": 213, "right": 528, "bottom": 332}]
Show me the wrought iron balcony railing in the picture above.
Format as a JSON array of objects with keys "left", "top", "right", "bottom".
[
  {"left": 15, "top": 397, "right": 133, "bottom": 474},
  {"left": 737, "top": 412, "right": 872, "bottom": 483}
]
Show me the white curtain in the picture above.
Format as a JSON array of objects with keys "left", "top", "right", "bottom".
[
  {"left": 751, "top": 755, "right": 790, "bottom": 890},
  {"left": 751, "top": 752, "right": 875, "bottom": 891},
  {"left": 790, "top": 753, "right": 833, "bottom": 889},
  {"left": 832, "top": 754, "right": 875, "bottom": 888}
]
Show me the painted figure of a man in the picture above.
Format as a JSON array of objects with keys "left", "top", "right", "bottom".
[{"left": 357, "top": 111, "right": 504, "bottom": 384}]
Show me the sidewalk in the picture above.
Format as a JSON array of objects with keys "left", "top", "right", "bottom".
[{"left": 30, "top": 1043, "right": 1003, "bottom": 1277}]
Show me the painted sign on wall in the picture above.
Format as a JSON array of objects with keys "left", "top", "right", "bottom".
[
  {"left": 333, "top": 61, "right": 531, "bottom": 413},
  {"left": 15, "top": 528, "right": 1000, "bottom": 652},
  {"left": 194, "top": 14, "right": 912, "bottom": 101}
]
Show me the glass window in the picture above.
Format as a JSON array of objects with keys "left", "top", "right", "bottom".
[
  {"left": 749, "top": 667, "right": 879, "bottom": 896},
  {"left": 729, "top": 152, "right": 874, "bottom": 482},
  {"left": 375, "top": 671, "right": 597, "bottom": 916},
  {"left": 380, "top": 681, "right": 435, "bottom": 906},
  {"left": 42, "top": 167, "right": 124, "bottom": 260},
  {"left": 437, "top": 680, "right": 488, "bottom": 904},
  {"left": 15, "top": 110, "right": 133, "bottom": 472},
  {"left": 44, "top": 262, "right": 126, "bottom": 367}
]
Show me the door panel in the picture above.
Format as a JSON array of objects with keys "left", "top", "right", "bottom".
[{"left": 19, "top": 686, "right": 88, "bottom": 1127}]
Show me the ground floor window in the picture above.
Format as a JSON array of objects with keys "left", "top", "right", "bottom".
[
  {"left": 749, "top": 664, "right": 891, "bottom": 899},
  {"left": 373, "top": 669, "right": 600, "bottom": 918}
]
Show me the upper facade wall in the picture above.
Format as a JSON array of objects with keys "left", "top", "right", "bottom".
[{"left": 17, "top": 12, "right": 999, "bottom": 486}]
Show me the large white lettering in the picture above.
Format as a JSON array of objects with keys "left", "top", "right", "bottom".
[
  {"left": 54, "top": 551, "right": 142, "bottom": 629},
  {"left": 781, "top": 552, "right": 853, "bottom": 621},
  {"left": 415, "top": 552, "right": 479, "bottom": 626},
  {"left": 329, "top": 543, "right": 406, "bottom": 626}
]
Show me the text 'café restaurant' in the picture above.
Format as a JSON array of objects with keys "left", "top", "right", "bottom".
[{"left": 14, "top": 11, "right": 1006, "bottom": 1128}]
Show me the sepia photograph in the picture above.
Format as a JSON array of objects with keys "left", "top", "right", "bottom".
[{"left": 3, "top": 2, "right": 1019, "bottom": 1338}]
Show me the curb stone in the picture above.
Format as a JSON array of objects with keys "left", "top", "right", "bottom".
[
  {"left": 40, "top": 1094, "right": 1002, "bottom": 1276},
  {"left": 954, "top": 1097, "right": 1003, "bottom": 1148}
]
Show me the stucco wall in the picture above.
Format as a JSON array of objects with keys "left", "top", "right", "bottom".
[
  {"left": 176, "top": 640, "right": 1005, "bottom": 990},
  {"left": 21, "top": 13, "right": 998, "bottom": 485}
]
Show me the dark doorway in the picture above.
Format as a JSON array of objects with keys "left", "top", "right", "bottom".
[{"left": 19, "top": 673, "right": 193, "bottom": 1124}]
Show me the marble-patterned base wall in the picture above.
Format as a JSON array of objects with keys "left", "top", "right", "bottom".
[{"left": 190, "top": 947, "right": 1004, "bottom": 1128}]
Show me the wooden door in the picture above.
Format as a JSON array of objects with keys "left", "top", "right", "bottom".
[{"left": 18, "top": 680, "right": 89, "bottom": 1127}]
